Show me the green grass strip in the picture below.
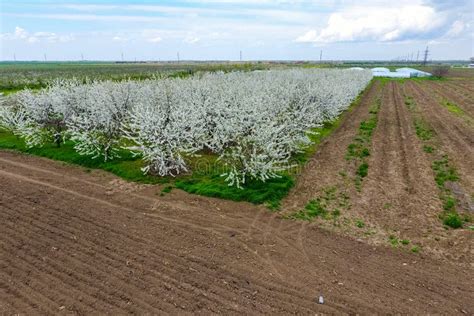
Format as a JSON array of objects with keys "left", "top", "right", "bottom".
[{"left": 0, "top": 80, "right": 374, "bottom": 207}]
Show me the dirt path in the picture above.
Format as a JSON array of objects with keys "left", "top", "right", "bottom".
[{"left": 1, "top": 150, "right": 473, "bottom": 314}]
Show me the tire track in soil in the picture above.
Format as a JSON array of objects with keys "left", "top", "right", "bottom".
[
  {"left": 0, "top": 152, "right": 306, "bottom": 268},
  {"left": 2, "top": 84, "right": 474, "bottom": 313},
  {"left": 0, "top": 196, "right": 312, "bottom": 314},
  {"left": 0, "top": 162, "right": 313, "bottom": 301},
  {"left": 0, "top": 139, "right": 344, "bottom": 273},
  {"left": 1, "top": 154, "right": 473, "bottom": 314},
  {"left": 0, "top": 165, "right": 276, "bottom": 267},
  {"left": 0, "top": 172, "right": 322, "bottom": 314},
  {"left": 0, "top": 210, "right": 312, "bottom": 316},
  {"left": 0, "top": 149, "right": 332, "bottom": 294},
  {"left": 405, "top": 81, "right": 474, "bottom": 195}
]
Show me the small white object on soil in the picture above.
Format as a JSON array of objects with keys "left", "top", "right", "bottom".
[{"left": 318, "top": 295, "right": 324, "bottom": 304}]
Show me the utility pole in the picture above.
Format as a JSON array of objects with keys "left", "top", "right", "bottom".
[
  {"left": 239, "top": 50, "right": 242, "bottom": 62},
  {"left": 320, "top": 50, "right": 322, "bottom": 63},
  {"left": 177, "top": 52, "right": 180, "bottom": 63},
  {"left": 81, "top": 53, "right": 84, "bottom": 61},
  {"left": 13, "top": 53, "right": 16, "bottom": 61},
  {"left": 422, "top": 46, "right": 429, "bottom": 66},
  {"left": 416, "top": 50, "right": 419, "bottom": 63},
  {"left": 121, "top": 52, "right": 124, "bottom": 62},
  {"left": 44, "top": 53, "right": 47, "bottom": 62}
]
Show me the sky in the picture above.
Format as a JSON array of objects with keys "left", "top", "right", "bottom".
[{"left": 0, "top": 0, "right": 473, "bottom": 61}]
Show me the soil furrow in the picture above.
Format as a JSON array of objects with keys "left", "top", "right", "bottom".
[
  {"left": 283, "top": 79, "right": 382, "bottom": 210},
  {"left": 1, "top": 76, "right": 474, "bottom": 314},
  {"left": 0, "top": 151, "right": 304, "bottom": 262},
  {"left": 0, "top": 269, "right": 63, "bottom": 315},
  {"left": 406, "top": 81, "right": 474, "bottom": 194},
  {"left": 0, "top": 210, "right": 202, "bottom": 313},
  {"left": 423, "top": 82, "right": 474, "bottom": 118},
  {"left": 0, "top": 179, "right": 321, "bottom": 313},
  {"left": 0, "top": 188, "right": 313, "bottom": 311},
  {"left": 0, "top": 203, "right": 273, "bottom": 313},
  {"left": 0, "top": 242, "right": 127, "bottom": 314}
]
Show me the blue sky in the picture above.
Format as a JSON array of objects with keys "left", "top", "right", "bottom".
[{"left": 1, "top": 0, "right": 472, "bottom": 61}]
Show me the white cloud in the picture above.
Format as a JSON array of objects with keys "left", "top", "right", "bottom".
[
  {"left": 445, "top": 20, "right": 465, "bottom": 37},
  {"left": 184, "top": 35, "right": 200, "bottom": 44},
  {"left": 112, "top": 35, "right": 128, "bottom": 42},
  {"left": 7, "top": 13, "right": 168, "bottom": 23},
  {"left": 27, "top": 37, "right": 39, "bottom": 43},
  {"left": 61, "top": 4, "right": 119, "bottom": 11},
  {"left": 14, "top": 26, "right": 28, "bottom": 39},
  {"left": 296, "top": 4, "right": 446, "bottom": 43},
  {"left": 33, "top": 4, "right": 319, "bottom": 25},
  {"left": 141, "top": 30, "right": 163, "bottom": 43},
  {"left": 148, "top": 37, "right": 163, "bottom": 43},
  {"left": 1, "top": 26, "right": 74, "bottom": 43}
]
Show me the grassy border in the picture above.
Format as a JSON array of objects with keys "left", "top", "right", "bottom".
[{"left": 0, "top": 79, "right": 375, "bottom": 207}]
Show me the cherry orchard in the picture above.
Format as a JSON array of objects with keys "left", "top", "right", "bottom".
[{"left": 0, "top": 69, "right": 372, "bottom": 188}]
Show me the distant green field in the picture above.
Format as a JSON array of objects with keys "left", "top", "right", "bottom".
[
  {"left": 2, "top": 61, "right": 469, "bottom": 95},
  {"left": 0, "top": 61, "right": 275, "bottom": 93}
]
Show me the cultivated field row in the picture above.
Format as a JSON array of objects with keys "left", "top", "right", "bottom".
[{"left": 1, "top": 71, "right": 473, "bottom": 314}]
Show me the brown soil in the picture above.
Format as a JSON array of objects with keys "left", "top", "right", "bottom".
[
  {"left": 283, "top": 80, "right": 473, "bottom": 265},
  {"left": 358, "top": 82, "right": 444, "bottom": 243},
  {"left": 1, "top": 79, "right": 474, "bottom": 314},
  {"left": 456, "top": 81, "right": 474, "bottom": 93},
  {"left": 1, "top": 150, "right": 473, "bottom": 314},
  {"left": 421, "top": 67, "right": 474, "bottom": 79},
  {"left": 282, "top": 79, "right": 382, "bottom": 211},
  {"left": 423, "top": 81, "right": 474, "bottom": 117},
  {"left": 405, "top": 81, "right": 474, "bottom": 196}
]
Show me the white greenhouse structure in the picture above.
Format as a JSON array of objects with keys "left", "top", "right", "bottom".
[{"left": 370, "top": 67, "right": 431, "bottom": 78}]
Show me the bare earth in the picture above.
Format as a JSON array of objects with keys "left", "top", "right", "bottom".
[{"left": 1, "top": 78, "right": 474, "bottom": 314}]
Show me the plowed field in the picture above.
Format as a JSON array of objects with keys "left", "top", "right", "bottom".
[{"left": 1, "top": 76, "right": 473, "bottom": 314}]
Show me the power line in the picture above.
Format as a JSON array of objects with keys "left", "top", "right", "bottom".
[{"left": 422, "top": 46, "right": 429, "bottom": 66}]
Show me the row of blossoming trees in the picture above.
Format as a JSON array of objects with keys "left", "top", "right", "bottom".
[{"left": 0, "top": 69, "right": 372, "bottom": 187}]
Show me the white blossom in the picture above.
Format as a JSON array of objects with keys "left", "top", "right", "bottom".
[{"left": 0, "top": 69, "right": 372, "bottom": 187}]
